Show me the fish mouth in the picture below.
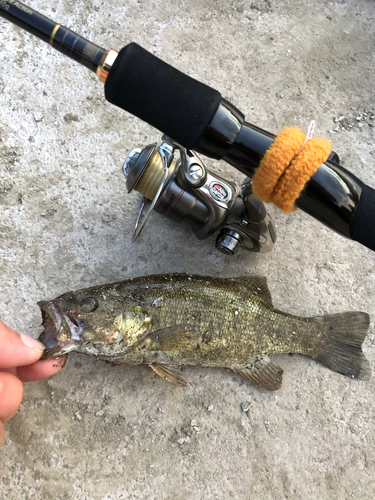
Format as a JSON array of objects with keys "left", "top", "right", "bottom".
[{"left": 38, "top": 301, "right": 83, "bottom": 359}]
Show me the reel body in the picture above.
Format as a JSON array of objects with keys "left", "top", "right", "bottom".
[{"left": 123, "top": 138, "right": 276, "bottom": 255}]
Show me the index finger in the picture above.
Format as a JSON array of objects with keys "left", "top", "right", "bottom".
[
  {"left": 16, "top": 356, "right": 68, "bottom": 382},
  {"left": 0, "top": 321, "right": 45, "bottom": 369}
]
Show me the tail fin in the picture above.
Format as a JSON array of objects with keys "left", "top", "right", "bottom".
[{"left": 313, "top": 312, "right": 371, "bottom": 380}]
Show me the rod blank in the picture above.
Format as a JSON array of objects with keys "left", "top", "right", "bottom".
[{"left": 0, "top": 1, "right": 105, "bottom": 72}]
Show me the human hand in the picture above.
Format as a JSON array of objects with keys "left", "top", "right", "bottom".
[{"left": 0, "top": 321, "right": 67, "bottom": 445}]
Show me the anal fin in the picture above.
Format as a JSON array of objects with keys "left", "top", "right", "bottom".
[
  {"left": 150, "top": 363, "right": 187, "bottom": 387},
  {"left": 231, "top": 356, "right": 283, "bottom": 391}
]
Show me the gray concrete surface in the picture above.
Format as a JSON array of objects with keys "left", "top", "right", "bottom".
[{"left": 0, "top": 0, "right": 374, "bottom": 498}]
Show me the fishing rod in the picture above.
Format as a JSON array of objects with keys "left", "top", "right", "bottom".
[{"left": 1, "top": 1, "right": 374, "bottom": 254}]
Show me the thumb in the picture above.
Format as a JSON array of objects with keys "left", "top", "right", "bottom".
[{"left": 0, "top": 321, "right": 45, "bottom": 369}]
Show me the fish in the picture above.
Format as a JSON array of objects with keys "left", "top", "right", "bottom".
[{"left": 37, "top": 273, "right": 371, "bottom": 391}]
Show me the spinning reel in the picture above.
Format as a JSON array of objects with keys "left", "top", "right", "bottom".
[{"left": 123, "top": 137, "right": 276, "bottom": 255}]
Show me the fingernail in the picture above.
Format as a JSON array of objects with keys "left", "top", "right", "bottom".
[
  {"left": 20, "top": 333, "right": 45, "bottom": 352},
  {"left": 59, "top": 355, "right": 68, "bottom": 369}
]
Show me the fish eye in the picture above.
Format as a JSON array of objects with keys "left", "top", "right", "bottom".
[{"left": 80, "top": 297, "right": 98, "bottom": 313}]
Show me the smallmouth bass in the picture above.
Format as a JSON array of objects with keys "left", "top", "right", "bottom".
[{"left": 38, "top": 274, "right": 371, "bottom": 390}]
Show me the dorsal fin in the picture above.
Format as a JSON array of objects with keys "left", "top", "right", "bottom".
[
  {"left": 231, "top": 356, "right": 283, "bottom": 391},
  {"left": 230, "top": 276, "right": 273, "bottom": 304}
]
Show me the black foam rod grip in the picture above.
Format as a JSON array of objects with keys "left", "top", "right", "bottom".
[
  {"left": 350, "top": 184, "right": 375, "bottom": 251},
  {"left": 104, "top": 43, "right": 222, "bottom": 149}
]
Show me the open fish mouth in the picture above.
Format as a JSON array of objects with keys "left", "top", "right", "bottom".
[{"left": 38, "top": 301, "right": 83, "bottom": 359}]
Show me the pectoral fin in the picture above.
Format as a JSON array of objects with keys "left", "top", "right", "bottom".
[
  {"left": 231, "top": 356, "right": 283, "bottom": 391},
  {"left": 150, "top": 363, "right": 187, "bottom": 387},
  {"left": 150, "top": 325, "right": 197, "bottom": 350}
]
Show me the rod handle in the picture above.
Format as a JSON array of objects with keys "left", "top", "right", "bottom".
[
  {"left": 104, "top": 43, "right": 221, "bottom": 149},
  {"left": 350, "top": 184, "right": 375, "bottom": 251}
]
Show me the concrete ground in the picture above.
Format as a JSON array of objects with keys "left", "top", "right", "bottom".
[{"left": 0, "top": 0, "right": 374, "bottom": 498}]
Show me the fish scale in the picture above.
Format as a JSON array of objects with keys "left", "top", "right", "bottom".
[
  {"left": 38, "top": 273, "right": 371, "bottom": 391},
  {"left": 134, "top": 291, "right": 311, "bottom": 366}
]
